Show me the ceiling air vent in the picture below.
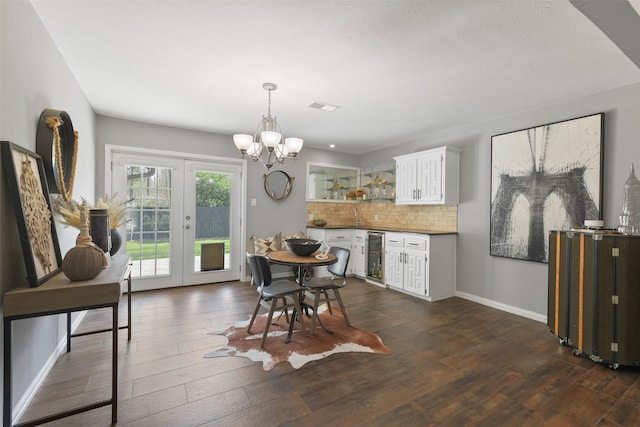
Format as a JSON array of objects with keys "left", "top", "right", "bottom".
[{"left": 308, "top": 101, "right": 339, "bottom": 112}]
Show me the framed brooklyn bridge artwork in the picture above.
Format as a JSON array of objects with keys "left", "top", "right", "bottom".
[{"left": 490, "top": 113, "right": 604, "bottom": 263}]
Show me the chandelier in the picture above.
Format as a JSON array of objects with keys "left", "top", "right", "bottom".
[{"left": 233, "top": 82, "right": 303, "bottom": 169}]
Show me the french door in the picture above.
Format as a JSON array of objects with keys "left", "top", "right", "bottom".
[{"left": 111, "top": 151, "right": 243, "bottom": 291}]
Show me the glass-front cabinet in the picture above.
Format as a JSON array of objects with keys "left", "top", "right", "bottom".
[
  {"left": 306, "top": 161, "right": 397, "bottom": 202},
  {"left": 360, "top": 165, "right": 395, "bottom": 202},
  {"left": 306, "top": 162, "right": 360, "bottom": 202}
]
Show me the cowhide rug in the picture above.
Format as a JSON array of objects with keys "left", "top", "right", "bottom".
[{"left": 204, "top": 307, "right": 391, "bottom": 371}]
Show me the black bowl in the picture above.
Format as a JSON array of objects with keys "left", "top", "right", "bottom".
[{"left": 285, "top": 238, "right": 321, "bottom": 256}]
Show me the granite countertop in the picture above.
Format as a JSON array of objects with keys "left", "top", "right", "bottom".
[{"left": 306, "top": 224, "right": 457, "bottom": 235}]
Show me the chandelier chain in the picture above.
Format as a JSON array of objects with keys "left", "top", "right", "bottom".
[{"left": 267, "top": 88, "right": 272, "bottom": 118}]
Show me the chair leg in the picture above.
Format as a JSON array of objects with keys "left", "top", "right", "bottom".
[
  {"left": 247, "top": 298, "right": 262, "bottom": 333},
  {"left": 282, "top": 297, "right": 290, "bottom": 324},
  {"left": 310, "top": 290, "right": 322, "bottom": 334},
  {"left": 261, "top": 299, "right": 278, "bottom": 348},
  {"left": 332, "top": 289, "right": 351, "bottom": 327},
  {"left": 323, "top": 290, "right": 334, "bottom": 314}
]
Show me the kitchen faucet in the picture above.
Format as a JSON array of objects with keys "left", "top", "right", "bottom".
[{"left": 355, "top": 207, "right": 363, "bottom": 227}]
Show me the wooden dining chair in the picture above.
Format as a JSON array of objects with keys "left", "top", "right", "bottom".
[
  {"left": 303, "top": 246, "right": 351, "bottom": 333},
  {"left": 246, "top": 253, "right": 307, "bottom": 348}
]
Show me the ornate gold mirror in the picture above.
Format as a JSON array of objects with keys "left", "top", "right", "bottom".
[{"left": 264, "top": 170, "right": 294, "bottom": 201}]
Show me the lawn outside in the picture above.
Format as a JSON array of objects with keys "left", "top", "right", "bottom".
[{"left": 125, "top": 238, "right": 230, "bottom": 261}]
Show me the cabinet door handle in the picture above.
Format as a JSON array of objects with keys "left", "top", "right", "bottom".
[
  {"left": 412, "top": 189, "right": 416, "bottom": 200},
  {"left": 417, "top": 189, "right": 421, "bottom": 199},
  {"left": 404, "top": 252, "right": 408, "bottom": 263}
]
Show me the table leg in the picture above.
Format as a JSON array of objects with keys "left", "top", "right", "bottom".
[
  {"left": 4, "top": 319, "right": 12, "bottom": 427},
  {"left": 284, "top": 266, "right": 311, "bottom": 344},
  {"left": 111, "top": 303, "right": 118, "bottom": 424},
  {"left": 127, "top": 272, "right": 132, "bottom": 341},
  {"left": 66, "top": 312, "right": 71, "bottom": 352}
]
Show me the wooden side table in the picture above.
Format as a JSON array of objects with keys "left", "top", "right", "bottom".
[{"left": 3, "top": 253, "right": 132, "bottom": 427}]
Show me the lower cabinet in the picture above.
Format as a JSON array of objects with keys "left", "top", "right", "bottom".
[
  {"left": 307, "top": 228, "right": 354, "bottom": 277},
  {"left": 384, "top": 232, "right": 456, "bottom": 301},
  {"left": 352, "top": 229, "right": 367, "bottom": 278}
]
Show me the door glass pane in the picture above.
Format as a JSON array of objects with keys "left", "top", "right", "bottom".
[
  {"left": 193, "top": 170, "right": 231, "bottom": 273},
  {"left": 126, "top": 165, "right": 172, "bottom": 278}
]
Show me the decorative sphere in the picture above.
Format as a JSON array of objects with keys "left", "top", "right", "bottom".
[{"left": 62, "top": 245, "right": 104, "bottom": 281}]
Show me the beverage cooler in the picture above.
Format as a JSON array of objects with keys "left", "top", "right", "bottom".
[{"left": 366, "top": 231, "right": 384, "bottom": 283}]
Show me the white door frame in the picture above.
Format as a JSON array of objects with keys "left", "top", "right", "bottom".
[
  {"left": 182, "top": 159, "right": 243, "bottom": 285},
  {"left": 105, "top": 144, "right": 247, "bottom": 290}
]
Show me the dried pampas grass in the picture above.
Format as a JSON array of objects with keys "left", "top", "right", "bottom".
[{"left": 53, "top": 194, "right": 132, "bottom": 229}]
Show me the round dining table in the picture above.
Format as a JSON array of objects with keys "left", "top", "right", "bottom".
[{"left": 266, "top": 250, "right": 337, "bottom": 342}]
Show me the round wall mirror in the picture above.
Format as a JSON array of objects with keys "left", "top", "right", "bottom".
[{"left": 264, "top": 170, "right": 294, "bottom": 201}]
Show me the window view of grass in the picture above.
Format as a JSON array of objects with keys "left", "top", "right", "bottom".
[{"left": 126, "top": 239, "right": 230, "bottom": 261}]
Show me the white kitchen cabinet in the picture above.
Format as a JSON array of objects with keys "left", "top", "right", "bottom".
[
  {"left": 306, "top": 228, "right": 354, "bottom": 277},
  {"left": 384, "top": 232, "right": 456, "bottom": 301},
  {"left": 393, "top": 146, "right": 460, "bottom": 205},
  {"left": 352, "top": 229, "right": 367, "bottom": 278},
  {"left": 384, "top": 233, "right": 404, "bottom": 289}
]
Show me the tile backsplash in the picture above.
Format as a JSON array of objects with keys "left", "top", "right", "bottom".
[{"left": 307, "top": 201, "right": 457, "bottom": 232}]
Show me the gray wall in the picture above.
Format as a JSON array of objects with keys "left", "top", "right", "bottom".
[
  {"left": 95, "top": 115, "right": 361, "bottom": 256},
  {"left": 360, "top": 83, "right": 640, "bottom": 318},
  {"left": 3, "top": 0, "right": 640, "bottom": 419},
  {"left": 1, "top": 1, "right": 97, "bottom": 419}
]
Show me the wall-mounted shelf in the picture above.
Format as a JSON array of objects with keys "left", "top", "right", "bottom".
[
  {"left": 307, "top": 162, "right": 360, "bottom": 202},
  {"left": 358, "top": 167, "right": 395, "bottom": 202}
]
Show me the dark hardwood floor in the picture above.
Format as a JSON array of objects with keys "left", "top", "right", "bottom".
[{"left": 18, "top": 277, "right": 640, "bottom": 426}]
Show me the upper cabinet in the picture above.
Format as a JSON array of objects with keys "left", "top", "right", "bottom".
[
  {"left": 360, "top": 164, "right": 395, "bottom": 202},
  {"left": 306, "top": 162, "right": 360, "bottom": 202},
  {"left": 393, "top": 146, "right": 461, "bottom": 205}
]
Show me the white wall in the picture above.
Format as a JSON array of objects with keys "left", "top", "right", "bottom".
[
  {"left": 0, "top": 0, "right": 97, "bottom": 421},
  {"left": 361, "top": 82, "right": 640, "bottom": 319}
]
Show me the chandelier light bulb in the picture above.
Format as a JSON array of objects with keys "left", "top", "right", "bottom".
[
  {"left": 233, "top": 134, "right": 253, "bottom": 151},
  {"left": 261, "top": 131, "right": 282, "bottom": 149},
  {"left": 247, "top": 141, "right": 263, "bottom": 158},
  {"left": 285, "top": 137, "right": 303, "bottom": 155},
  {"left": 275, "top": 144, "right": 289, "bottom": 160}
]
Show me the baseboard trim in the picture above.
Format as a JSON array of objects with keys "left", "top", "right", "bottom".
[
  {"left": 455, "top": 291, "right": 547, "bottom": 324},
  {"left": 11, "top": 312, "right": 87, "bottom": 424}
]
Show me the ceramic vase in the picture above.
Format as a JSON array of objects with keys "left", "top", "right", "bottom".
[
  {"left": 110, "top": 228, "right": 122, "bottom": 255},
  {"left": 63, "top": 202, "right": 107, "bottom": 281}
]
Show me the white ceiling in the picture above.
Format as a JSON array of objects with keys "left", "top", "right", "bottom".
[{"left": 31, "top": 0, "right": 640, "bottom": 155}]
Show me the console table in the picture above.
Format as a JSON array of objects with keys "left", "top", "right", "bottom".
[
  {"left": 548, "top": 230, "right": 640, "bottom": 368},
  {"left": 3, "top": 253, "right": 132, "bottom": 427}
]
